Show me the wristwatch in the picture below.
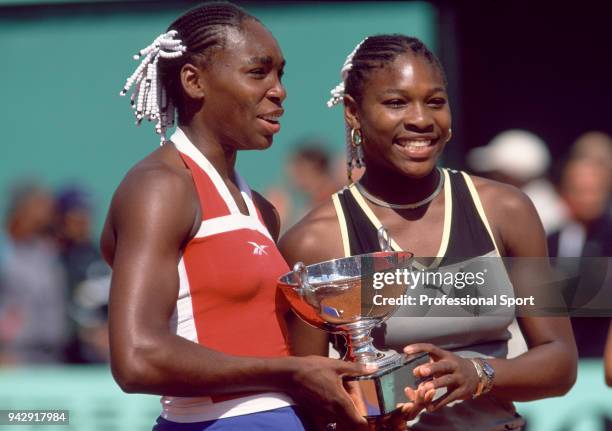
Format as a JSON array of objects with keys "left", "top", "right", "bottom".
[
  {"left": 470, "top": 358, "right": 495, "bottom": 398},
  {"left": 478, "top": 358, "right": 495, "bottom": 394}
]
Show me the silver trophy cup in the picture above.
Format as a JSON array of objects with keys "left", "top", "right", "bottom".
[{"left": 278, "top": 235, "right": 430, "bottom": 423}]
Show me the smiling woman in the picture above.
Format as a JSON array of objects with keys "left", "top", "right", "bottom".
[
  {"left": 279, "top": 34, "right": 578, "bottom": 430},
  {"left": 101, "top": 2, "right": 373, "bottom": 431}
]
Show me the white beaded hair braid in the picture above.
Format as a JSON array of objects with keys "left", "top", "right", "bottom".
[
  {"left": 326, "top": 37, "right": 367, "bottom": 108},
  {"left": 120, "top": 30, "right": 186, "bottom": 145}
]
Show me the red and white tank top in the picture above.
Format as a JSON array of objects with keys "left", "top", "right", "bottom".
[{"left": 160, "top": 128, "right": 293, "bottom": 423}]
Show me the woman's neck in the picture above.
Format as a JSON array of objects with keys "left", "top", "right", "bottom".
[
  {"left": 178, "top": 123, "right": 237, "bottom": 180},
  {"left": 358, "top": 163, "right": 441, "bottom": 206}
]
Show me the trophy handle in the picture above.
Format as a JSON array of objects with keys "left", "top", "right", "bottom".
[
  {"left": 293, "top": 262, "right": 323, "bottom": 312},
  {"left": 377, "top": 227, "right": 392, "bottom": 252},
  {"left": 293, "top": 261, "right": 309, "bottom": 289}
]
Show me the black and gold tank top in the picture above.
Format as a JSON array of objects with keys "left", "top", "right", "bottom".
[{"left": 330, "top": 168, "right": 525, "bottom": 430}]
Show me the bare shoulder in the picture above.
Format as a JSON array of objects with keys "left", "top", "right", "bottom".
[
  {"left": 114, "top": 149, "right": 195, "bottom": 222},
  {"left": 101, "top": 147, "right": 198, "bottom": 264},
  {"left": 468, "top": 174, "right": 546, "bottom": 257},
  {"left": 278, "top": 198, "right": 344, "bottom": 266},
  {"left": 251, "top": 190, "right": 281, "bottom": 242},
  {"left": 469, "top": 175, "right": 536, "bottom": 216}
]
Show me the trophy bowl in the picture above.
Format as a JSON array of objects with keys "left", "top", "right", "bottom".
[{"left": 278, "top": 250, "right": 430, "bottom": 421}]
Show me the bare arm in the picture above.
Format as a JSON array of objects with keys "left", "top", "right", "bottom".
[
  {"left": 408, "top": 181, "right": 578, "bottom": 406},
  {"left": 486, "top": 183, "right": 577, "bottom": 401},
  {"left": 103, "top": 163, "right": 369, "bottom": 428}
]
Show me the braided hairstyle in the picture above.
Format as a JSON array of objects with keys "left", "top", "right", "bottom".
[
  {"left": 161, "top": 3, "right": 259, "bottom": 119},
  {"left": 121, "top": 2, "right": 259, "bottom": 144},
  {"left": 345, "top": 34, "right": 446, "bottom": 105}
]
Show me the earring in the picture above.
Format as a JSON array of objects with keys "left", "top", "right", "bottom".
[
  {"left": 446, "top": 128, "right": 453, "bottom": 143},
  {"left": 347, "top": 128, "right": 365, "bottom": 182},
  {"left": 351, "top": 128, "right": 364, "bottom": 165}
]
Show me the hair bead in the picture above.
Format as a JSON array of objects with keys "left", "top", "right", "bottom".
[{"left": 120, "top": 30, "right": 186, "bottom": 144}]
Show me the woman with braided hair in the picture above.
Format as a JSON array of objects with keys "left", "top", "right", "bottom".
[
  {"left": 102, "top": 3, "right": 374, "bottom": 430},
  {"left": 279, "top": 34, "right": 578, "bottom": 430}
]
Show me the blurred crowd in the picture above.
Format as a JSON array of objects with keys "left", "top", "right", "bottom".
[
  {"left": 0, "top": 130, "right": 610, "bottom": 366},
  {"left": 0, "top": 183, "right": 111, "bottom": 365},
  {"left": 466, "top": 130, "right": 612, "bottom": 359}
]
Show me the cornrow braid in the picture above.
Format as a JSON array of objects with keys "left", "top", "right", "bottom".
[
  {"left": 345, "top": 34, "right": 446, "bottom": 105},
  {"left": 120, "top": 2, "right": 258, "bottom": 144}
]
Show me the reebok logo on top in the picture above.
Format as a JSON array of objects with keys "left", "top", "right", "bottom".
[{"left": 248, "top": 241, "right": 268, "bottom": 256}]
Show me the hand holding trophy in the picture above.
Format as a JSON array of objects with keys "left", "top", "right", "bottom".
[{"left": 278, "top": 228, "right": 431, "bottom": 429}]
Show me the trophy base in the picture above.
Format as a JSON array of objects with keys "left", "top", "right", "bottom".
[{"left": 345, "top": 353, "right": 431, "bottom": 418}]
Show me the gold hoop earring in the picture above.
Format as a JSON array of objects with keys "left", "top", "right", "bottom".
[{"left": 446, "top": 128, "right": 453, "bottom": 143}]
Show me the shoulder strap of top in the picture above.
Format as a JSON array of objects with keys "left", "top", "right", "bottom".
[
  {"left": 171, "top": 128, "right": 236, "bottom": 221},
  {"left": 234, "top": 172, "right": 270, "bottom": 231},
  {"left": 177, "top": 153, "right": 231, "bottom": 221},
  {"left": 331, "top": 187, "right": 381, "bottom": 256},
  {"left": 442, "top": 170, "right": 499, "bottom": 261},
  {"left": 460, "top": 172, "right": 500, "bottom": 255},
  {"left": 331, "top": 192, "right": 351, "bottom": 258},
  {"left": 330, "top": 187, "right": 388, "bottom": 355}
]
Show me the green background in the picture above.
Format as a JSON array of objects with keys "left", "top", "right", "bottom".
[{"left": 0, "top": 1, "right": 435, "bottom": 230}]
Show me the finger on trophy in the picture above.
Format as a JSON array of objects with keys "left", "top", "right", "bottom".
[{"left": 403, "top": 386, "right": 418, "bottom": 403}]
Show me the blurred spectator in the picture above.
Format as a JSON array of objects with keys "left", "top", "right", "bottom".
[
  {"left": 68, "top": 262, "right": 111, "bottom": 363},
  {"left": 570, "top": 131, "right": 612, "bottom": 171},
  {"left": 56, "top": 186, "right": 100, "bottom": 293},
  {"left": 287, "top": 144, "right": 338, "bottom": 210},
  {"left": 467, "top": 129, "right": 568, "bottom": 233},
  {"left": 266, "top": 141, "right": 339, "bottom": 230},
  {"left": 0, "top": 182, "right": 67, "bottom": 364},
  {"left": 264, "top": 187, "right": 293, "bottom": 234},
  {"left": 547, "top": 148, "right": 611, "bottom": 358},
  {"left": 55, "top": 185, "right": 110, "bottom": 363},
  {"left": 548, "top": 157, "right": 611, "bottom": 258}
]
